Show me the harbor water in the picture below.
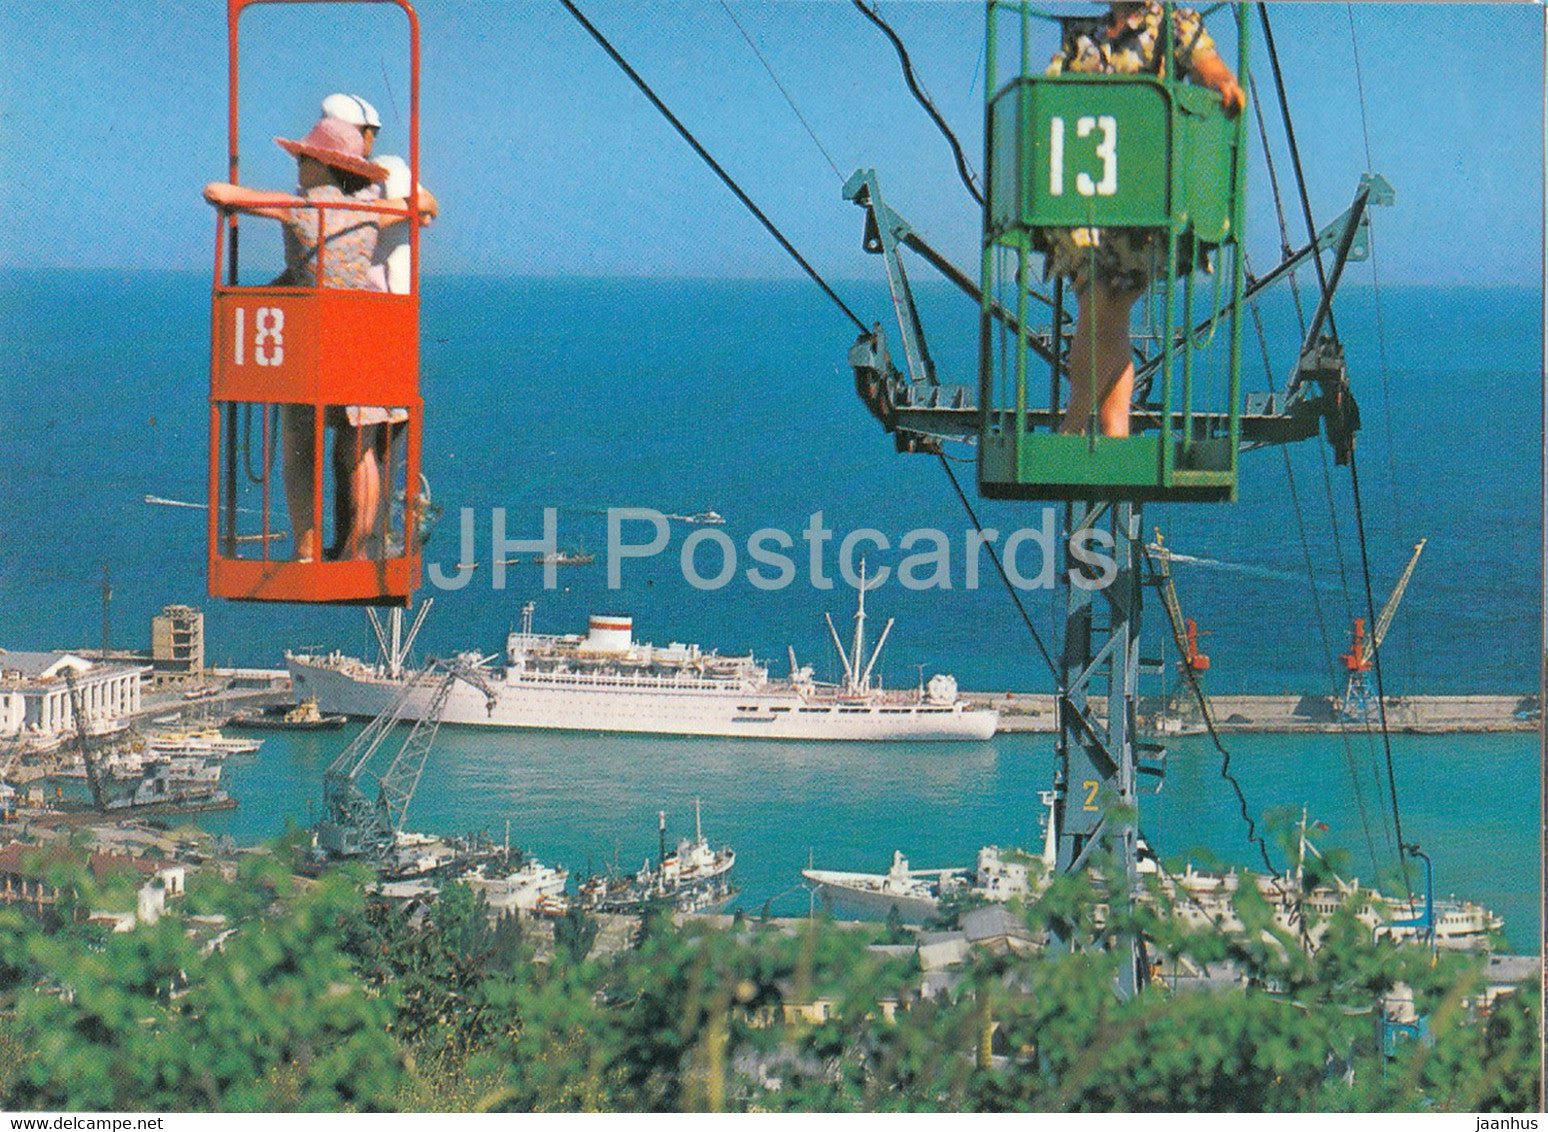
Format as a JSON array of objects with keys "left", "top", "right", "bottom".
[
  {"left": 0, "top": 270, "right": 1540, "bottom": 950},
  {"left": 192, "top": 725, "right": 1540, "bottom": 952}
]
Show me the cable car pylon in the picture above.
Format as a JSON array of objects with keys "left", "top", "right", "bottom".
[
  {"left": 844, "top": 3, "right": 1390, "bottom": 995},
  {"left": 557, "top": 0, "right": 1392, "bottom": 997}
]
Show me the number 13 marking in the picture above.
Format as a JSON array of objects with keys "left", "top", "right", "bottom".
[{"left": 1048, "top": 114, "right": 1118, "bottom": 198}]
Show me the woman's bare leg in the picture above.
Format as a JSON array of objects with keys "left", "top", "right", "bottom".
[
  {"left": 348, "top": 429, "right": 383, "bottom": 559},
  {"left": 281, "top": 405, "right": 317, "bottom": 561},
  {"left": 1060, "top": 294, "right": 1097, "bottom": 434},
  {"left": 1059, "top": 280, "right": 1146, "bottom": 437}
]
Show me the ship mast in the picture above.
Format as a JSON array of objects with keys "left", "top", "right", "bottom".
[
  {"left": 849, "top": 560, "right": 868, "bottom": 694},
  {"left": 368, "top": 599, "right": 433, "bottom": 679}
]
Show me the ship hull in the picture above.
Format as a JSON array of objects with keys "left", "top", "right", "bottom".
[
  {"left": 288, "top": 655, "right": 998, "bottom": 741},
  {"left": 802, "top": 871, "right": 941, "bottom": 920}
]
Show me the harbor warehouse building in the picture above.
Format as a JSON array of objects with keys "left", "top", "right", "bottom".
[{"left": 0, "top": 652, "right": 148, "bottom": 740}]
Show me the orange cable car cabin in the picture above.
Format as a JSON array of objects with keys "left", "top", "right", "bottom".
[{"left": 206, "top": 0, "right": 424, "bottom": 606}]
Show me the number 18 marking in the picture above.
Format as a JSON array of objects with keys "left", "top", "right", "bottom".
[{"left": 232, "top": 306, "right": 285, "bottom": 367}]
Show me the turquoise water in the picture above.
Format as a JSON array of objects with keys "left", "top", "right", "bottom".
[
  {"left": 0, "top": 269, "right": 1540, "bottom": 948},
  {"left": 193, "top": 725, "right": 1540, "bottom": 951}
]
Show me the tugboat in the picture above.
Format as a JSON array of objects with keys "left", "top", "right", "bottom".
[
  {"left": 231, "top": 698, "right": 347, "bottom": 731},
  {"left": 579, "top": 801, "right": 737, "bottom": 913}
]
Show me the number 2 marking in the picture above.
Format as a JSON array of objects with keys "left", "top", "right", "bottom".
[{"left": 1083, "top": 780, "right": 1100, "bottom": 811}]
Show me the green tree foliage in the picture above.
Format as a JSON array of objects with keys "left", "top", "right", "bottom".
[
  {"left": 0, "top": 836, "right": 1537, "bottom": 1114},
  {"left": 9, "top": 871, "right": 401, "bottom": 1110}
]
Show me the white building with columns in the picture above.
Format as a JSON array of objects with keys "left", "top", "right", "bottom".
[{"left": 0, "top": 652, "right": 149, "bottom": 743}]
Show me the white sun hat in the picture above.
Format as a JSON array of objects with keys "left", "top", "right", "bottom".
[{"left": 320, "top": 92, "right": 381, "bottom": 129}]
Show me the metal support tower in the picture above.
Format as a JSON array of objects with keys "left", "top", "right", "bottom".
[{"left": 1051, "top": 501, "right": 1160, "bottom": 995}]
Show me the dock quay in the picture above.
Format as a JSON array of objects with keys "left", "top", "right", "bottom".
[{"left": 967, "top": 692, "right": 1539, "bottom": 734}]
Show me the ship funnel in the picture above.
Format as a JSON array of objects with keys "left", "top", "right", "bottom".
[{"left": 586, "top": 615, "right": 633, "bottom": 653}]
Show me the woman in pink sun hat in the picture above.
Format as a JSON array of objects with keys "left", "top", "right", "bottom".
[
  {"left": 203, "top": 117, "right": 414, "bottom": 561},
  {"left": 205, "top": 116, "right": 390, "bottom": 289}
]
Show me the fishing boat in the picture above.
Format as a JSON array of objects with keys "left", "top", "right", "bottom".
[
  {"left": 289, "top": 577, "right": 998, "bottom": 741},
  {"left": 578, "top": 803, "right": 737, "bottom": 914}
]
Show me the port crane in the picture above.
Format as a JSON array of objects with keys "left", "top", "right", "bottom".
[
  {"left": 63, "top": 668, "right": 110, "bottom": 814},
  {"left": 1340, "top": 539, "right": 1426, "bottom": 722},
  {"left": 317, "top": 661, "right": 497, "bottom": 862},
  {"left": 1145, "top": 531, "right": 1215, "bottom": 735}
]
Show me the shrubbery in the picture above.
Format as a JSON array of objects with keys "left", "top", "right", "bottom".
[{"left": 0, "top": 840, "right": 1535, "bottom": 1112}]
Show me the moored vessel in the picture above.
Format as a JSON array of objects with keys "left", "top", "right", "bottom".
[
  {"left": 288, "top": 584, "right": 998, "bottom": 741},
  {"left": 231, "top": 699, "right": 347, "bottom": 731},
  {"left": 803, "top": 849, "right": 968, "bottom": 921},
  {"left": 578, "top": 802, "right": 736, "bottom": 913}
]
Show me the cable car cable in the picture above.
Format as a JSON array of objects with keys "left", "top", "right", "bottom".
[
  {"left": 1245, "top": 89, "right": 1387, "bottom": 875},
  {"left": 1242, "top": 270, "right": 1382, "bottom": 876},
  {"left": 1247, "top": 74, "right": 1308, "bottom": 332},
  {"left": 558, "top": 0, "right": 868, "bottom": 335},
  {"left": 561, "top": 0, "right": 1067, "bottom": 687},
  {"left": 1256, "top": 5, "right": 1337, "bottom": 343},
  {"left": 937, "top": 454, "right": 1060, "bottom": 680},
  {"left": 1141, "top": 548, "right": 1278, "bottom": 878},
  {"left": 717, "top": 0, "right": 845, "bottom": 183},
  {"left": 1349, "top": 453, "right": 1412, "bottom": 901},
  {"left": 1262, "top": 3, "right": 1409, "bottom": 889},
  {"left": 852, "top": 0, "right": 984, "bottom": 207},
  {"left": 1344, "top": 5, "right": 1410, "bottom": 675}
]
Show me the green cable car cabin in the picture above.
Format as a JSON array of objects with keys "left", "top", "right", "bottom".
[{"left": 976, "top": 1, "right": 1250, "bottom": 502}]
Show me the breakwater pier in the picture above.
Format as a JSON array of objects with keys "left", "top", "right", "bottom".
[{"left": 967, "top": 692, "right": 1538, "bottom": 734}]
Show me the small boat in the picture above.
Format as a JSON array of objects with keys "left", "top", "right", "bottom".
[
  {"left": 529, "top": 549, "right": 595, "bottom": 566},
  {"left": 143, "top": 727, "right": 261, "bottom": 757},
  {"left": 231, "top": 699, "right": 347, "bottom": 731}
]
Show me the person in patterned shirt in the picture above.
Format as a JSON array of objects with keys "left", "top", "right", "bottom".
[
  {"left": 1040, "top": 1, "right": 1244, "bottom": 438},
  {"left": 203, "top": 117, "right": 395, "bottom": 560}
]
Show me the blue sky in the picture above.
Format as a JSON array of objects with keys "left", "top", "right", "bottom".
[{"left": 0, "top": 1, "right": 1541, "bottom": 284}]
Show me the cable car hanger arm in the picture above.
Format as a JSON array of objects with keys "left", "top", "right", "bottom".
[{"left": 1131, "top": 172, "right": 1393, "bottom": 402}]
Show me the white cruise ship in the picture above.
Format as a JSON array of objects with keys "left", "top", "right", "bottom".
[{"left": 287, "top": 584, "right": 997, "bottom": 742}]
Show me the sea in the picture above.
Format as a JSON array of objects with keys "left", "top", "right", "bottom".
[{"left": 0, "top": 269, "right": 1540, "bottom": 949}]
